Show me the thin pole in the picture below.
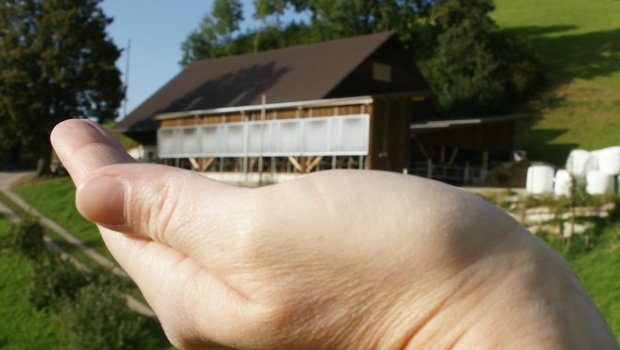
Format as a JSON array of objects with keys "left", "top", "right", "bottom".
[{"left": 123, "top": 39, "right": 131, "bottom": 119}]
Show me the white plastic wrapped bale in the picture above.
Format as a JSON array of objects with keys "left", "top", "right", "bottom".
[
  {"left": 526, "top": 165, "right": 555, "bottom": 194},
  {"left": 566, "top": 149, "right": 595, "bottom": 177},
  {"left": 554, "top": 169, "right": 572, "bottom": 196},
  {"left": 586, "top": 170, "right": 615, "bottom": 195},
  {"left": 591, "top": 146, "right": 620, "bottom": 175}
]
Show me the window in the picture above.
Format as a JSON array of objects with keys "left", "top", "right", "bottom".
[{"left": 372, "top": 62, "right": 391, "bottom": 82}]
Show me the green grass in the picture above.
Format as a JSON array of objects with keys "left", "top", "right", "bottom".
[
  {"left": 0, "top": 216, "right": 63, "bottom": 349},
  {"left": 493, "top": 0, "right": 620, "bottom": 165},
  {"left": 569, "top": 225, "right": 620, "bottom": 340},
  {"left": 13, "top": 177, "right": 110, "bottom": 258},
  {"left": 548, "top": 218, "right": 620, "bottom": 341}
]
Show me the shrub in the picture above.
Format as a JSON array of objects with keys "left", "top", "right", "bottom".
[
  {"left": 3, "top": 215, "right": 46, "bottom": 259},
  {"left": 29, "top": 252, "right": 90, "bottom": 310},
  {"left": 57, "top": 273, "right": 149, "bottom": 350}
]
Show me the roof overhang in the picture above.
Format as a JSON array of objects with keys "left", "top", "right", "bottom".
[
  {"left": 410, "top": 114, "right": 528, "bottom": 132},
  {"left": 154, "top": 91, "right": 430, "bottom": 121}
]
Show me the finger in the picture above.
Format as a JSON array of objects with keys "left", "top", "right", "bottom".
[{"left": 50, "top": 119, "right": 135, "bottom": 186}]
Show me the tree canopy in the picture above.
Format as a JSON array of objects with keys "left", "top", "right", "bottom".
[
  {"left": 180, "top": 0, "right": 542, "bottom": 117},
  {"left": 419, "top": 0, "right": 542, "bottom": 115},
  {"left": 0, "top": 0, "right": 123, "bottom": 173}
]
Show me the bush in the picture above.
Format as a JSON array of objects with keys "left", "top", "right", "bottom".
[
  {"left": 3, "top": 215, "right": 46, "bottom": 259},
  {"left": 29, "top": 252, "right": 90, "bottom": 310},
  {"left": 57, "top": 273, "right": 149, "bottom": 350}
]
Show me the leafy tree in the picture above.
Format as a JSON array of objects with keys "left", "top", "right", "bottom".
[
  {"left": 180, "top": 0, "right": 244, "bottom": 64},
  {"left": 254, "top": 0, "right": 287, "bottom": 26},
  {"left": 181, "top": 0, "right": 434, "bottom": 65},
  {"left": 0, "top": 0, "right": 123, "bottom": 175},
  {"left": 418, "top": 0, "right": 542, "bottom": 115},
  {"left": 212, "top": 0, "right": 244, "bottom": 38}
]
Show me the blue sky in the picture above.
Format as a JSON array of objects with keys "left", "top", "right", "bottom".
[{"left": 101, "top": 0, "right": 269, "bottom": 120}]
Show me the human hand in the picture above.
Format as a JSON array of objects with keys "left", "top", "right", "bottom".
[{"left": 51, "top": 119, "right": 617, "bottom": 349}]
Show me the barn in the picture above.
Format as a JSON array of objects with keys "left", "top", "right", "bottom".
[{"left": 115, "top": 31, "right": 520, "bottom": 185}]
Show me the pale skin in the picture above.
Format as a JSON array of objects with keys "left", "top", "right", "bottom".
[{"left": 51, "top": 119, "right": 617, "bottom": 350}]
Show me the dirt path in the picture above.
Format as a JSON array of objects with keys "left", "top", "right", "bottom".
[
  {"left": 0, "top": 172, "right": 32, "bottom": 223},
  {"left": 0, "top": 172, "right": 155, "bottom": 318}
]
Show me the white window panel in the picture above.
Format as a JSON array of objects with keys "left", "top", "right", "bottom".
[{"left": 158, "top": 114, "right": 370, "bottom": 158}]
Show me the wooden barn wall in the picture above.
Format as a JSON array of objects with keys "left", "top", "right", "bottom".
[
  {"left": 412, "top": 122, "right": 515, "bottom": 152},
  {"left": 327, "top": 37, "right": 430, "bottom": 98},
  {"left": 159, "top": 104, "right": 366, "bottom": 127},
  {"left": 368, "top": 96, "right": 410, "bottom": 172}
]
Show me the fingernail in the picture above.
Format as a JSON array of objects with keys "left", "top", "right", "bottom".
[{"left": 76, "top": 176, "right": 126, "bottom": 227}]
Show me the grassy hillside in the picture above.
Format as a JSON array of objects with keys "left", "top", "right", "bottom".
[{"left": 493, "top": 0, "right": 620, "bottom": 165}]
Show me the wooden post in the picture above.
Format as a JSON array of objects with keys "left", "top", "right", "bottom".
[
  {"left": 259, "top": 94, "right": 266, "bottom": 182},
  {"left": 482, "top": 149, "right": 489, "bottom": 183},
  {"left": 464, "top": 162, "right": 470, "bottom": 185},
  {"left": 427, "top": 159, "right": 433, "bottom": 179}
]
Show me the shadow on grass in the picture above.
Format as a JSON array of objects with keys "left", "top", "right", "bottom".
[
  {"left": 515, "top": 125, "right": 579, "bottom": 166},
  {"left": 505, "top": 25, "right": 620, "bottom": 84},
  {"left": 501, "top": 25, "right": 620, "bottom": 163},
  {"left": 512, "top": 91, "right": 578, "bottom": 165}
]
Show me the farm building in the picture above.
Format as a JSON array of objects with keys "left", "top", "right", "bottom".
[{"left": 115, "top": 31, "right": 521, "bottom": 185}]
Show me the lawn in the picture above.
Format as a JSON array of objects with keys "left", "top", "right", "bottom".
[
  {"left": 493, "top": 0, "right": 620, "bottom": 165},
  {"left": 0, "top": 216, "right": 63, "bottom": 349},
  {"left": 567, "top": 221, "right": 620, "bottom": 340}
]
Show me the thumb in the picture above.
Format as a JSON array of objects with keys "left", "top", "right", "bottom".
[
  {"left": 52, "top": 119, "right": 256, "bottom": 268},
  {"left": 50, "top": 119, "right": 135, "bottom": 185},
  {"left": 75, "top": 164, "right": 256, "bottom": 269}
]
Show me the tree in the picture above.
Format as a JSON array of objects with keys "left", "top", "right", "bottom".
[
  {"left": 419, "top": 0, "right": 542, "bottom": 115},
  {"left": 181, "top": 0, "right": 434, "bottom": 65},
  {"left": 180, "top": 0, "right": 244, "bottom": 65},
  {"left": 254, "top": 0, "right": 287, "bottom": 27},
  {"left": 0, "top": 0, "right": 123, "bottom": 175}
]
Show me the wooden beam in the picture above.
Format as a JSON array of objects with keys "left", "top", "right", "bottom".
[
  {"left": 416, "top": 140, "right": 431, "bottom": 162},
  {"left": 306, "top": 156, "right": 323, "bottom": 173},
  {"left": 447, "top": 148, "right": 459, "bottom": 166},
  {"left": 188, "top": 157, "right": 200, "bottom": 171},
  {"left": 287, "top": 156, "right": 303, "bottom": 173},
  {"left": 198, "top": 157, "right": 215, "bottom": 172}
]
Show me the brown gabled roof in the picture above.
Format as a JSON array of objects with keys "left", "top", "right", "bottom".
[{"left": 115, "top": 31, "right": 396, "bottom": 133}]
